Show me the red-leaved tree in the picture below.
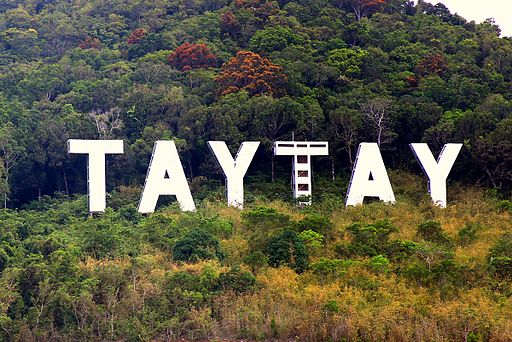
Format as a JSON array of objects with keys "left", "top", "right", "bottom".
[
  {"left": 127, "top": 28, "right": 147, "bottom": 45},
  {"left": 215, "top": 50, "right": 287, "bottom": 97},
  {"left": 416, "top": 53, "right": 447, "bottom": 77},
  {"left": 167, "top": 42, "right": 218, "bottom": 71},
  {"left": 220, "top": 12, "right": 240, "bottom": 35},
  {"left": 79, "top": 36, "right": 101, "bottom": 49}
]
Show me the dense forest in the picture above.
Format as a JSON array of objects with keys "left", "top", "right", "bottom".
[{"left": 1, "top": 0, "right": 512, "bottom": 340}]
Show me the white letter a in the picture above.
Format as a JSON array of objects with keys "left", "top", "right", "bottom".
[
  {"left": 346, "top": 143, "right": 395, "bottom": 206},
  {"left": 138, "top": 141, "right": 195, "bottom": 213}
]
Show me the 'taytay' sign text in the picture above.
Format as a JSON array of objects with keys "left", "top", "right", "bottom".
[{"left": 67, "top": 140, "right": 462, "bottom": 213}]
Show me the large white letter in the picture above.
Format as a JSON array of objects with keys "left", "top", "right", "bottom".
[
  {"left": 208, "top": 141, "right": 259, "bottom": 208},
  {"left": 138, "top": 141, "right": 195, "bottom": 213},
  {"left": 273, "top": 141, "right": 329, "bottom": 205},
  {"left": 410, "top": 143, "right": 462, "bottom": 208},
  {"left": 346, "top": 143, "right": 395, "bottom": 206},
  {"left": 67, "top": 139, "right": 124, "bottom": 213}
]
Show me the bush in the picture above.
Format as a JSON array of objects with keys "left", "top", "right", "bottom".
[
  {"left": 242, "top": 207, "right": 290, "bottom": 232},
  {"left": 267, "top": 229, "right": 308, "bottom": 273},
  {"left": 324, "top": 300, "right": 340, "bottom": 314},
  {"left": 243, "top": 207, "right": 292, "bottom": 251},
  {"left": 298, "top": 230, "right": 324, "bottom": 251},
  {"left": 217, "top": 267, "right": 256, "bottom": 293},
  {"left": 165, "top": 271, "right": 205, "bottom": 312},
  {"left": 497, "top": 200, "right": 512, "bottom": 213},
  {"left": 458, "top": 223, "right": 479, "bottom": 246},
  {"left": 309, "top": 257, "right": 352, "bottom": 283},
  {"left": 243, "top": 251, "right": 268, "bottom": 273},
  {"left": 294, "top": 214, "right": 333, "bottom": 235},
  {"left": 489, "top": 257, "right": 512, "bottom": 278},
  {"left": 417, "top": 220, "right": 452, "bottom": 246},
  {"left": 489, "top": 234, "right": 512, "bottom": 278},
  {"left": 172, "top": 228, "right": 223, "bottom": 262},
  {"left": 368, "top": 255, "right": 390, "bottom": 273},
  {"left": 344, "top": 220, "right": 398, "bottom": 257},
  {"left": 489, "top": 233, "right": 512, "bottom": 258},
  {"left": 386, "top": 239, "right": 418, "bottom": 260}
]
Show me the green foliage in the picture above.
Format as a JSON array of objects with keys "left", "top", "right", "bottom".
[
  {"left": 242, "top": 207, "right": 291, "bottom": 232},
  {"left": 368, "top": 255, "right": 390, "bottom": 273},
  {"left": 172, "top": 228, "right": 223, "bottom": 262},
  {"left": 249, "top": 27, "right": 305, "bottom": 53},
  {"left": 386, "top": 239, "right": 418, "bottom": 260},
  {"left": 76, "top": 209, "right": 140, "bottom": 259},
  {"left": 489, "top": 257, "right": 512, "bottom": 279},
  {"left": 497, "top": 200, "right": 512, "bottom": 213},
  {"left": 416, "top": 220, "right": 452, "bottom": 246},
  {"left": 323, "top": 300, "right": 340, "bottom": 314},
  {"left": 298, "top": 229, "right": 324, "bottom": 250},
  {"left": 458, "top": 223, "right": 479, "bottom": 246},
  {"left": 294, "top": 214, "right": 333, "bottom": 236},
  {"left": 489, "top": 233, "right": 512, "bottom": 277},
  {"left": 267, "top": 229, "right": 308, "bottom": 273},
  {"left": 243, "top": 250, "right": 268, "bottom": 273},
  {"left": 343, "top": 220, "right": 398, "bottom": 257},
  {"left": 326, "top": 47, "right": 369, "bottom": 76},
  {"left": 217, "top": 267, "right": 256, "bottom": 293},
  {"left": 309, "top": 257, "right": 352, "bottom": 282}
]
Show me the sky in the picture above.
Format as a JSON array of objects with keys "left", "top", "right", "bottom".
[{"left": 416, "top": 0, "right": 512, "bottom": 37}]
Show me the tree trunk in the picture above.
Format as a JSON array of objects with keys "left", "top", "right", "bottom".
[
  {"left": 188, "top": 158, "right": 193, "bottom": 179},
  {"left": 63, "top": 167, "right": 69, "bottom": 195},
  {"left": 271, "top": 154, "right": 275, "bottom": 182},
  {"left": 331, "top": 157, "right": 335, "bottom": 180}
]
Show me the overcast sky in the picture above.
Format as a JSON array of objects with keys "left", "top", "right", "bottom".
[{"left": 416, "top": 0, "right": 512, "bottom": 37}]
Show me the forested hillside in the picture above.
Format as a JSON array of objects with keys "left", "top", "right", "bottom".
[{"left": 1, "top": 0, "right": 512, "bottom": 340}]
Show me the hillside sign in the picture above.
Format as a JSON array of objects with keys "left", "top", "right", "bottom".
[{"left": 67, "top": 140, "right": 462, "bottom": 213}]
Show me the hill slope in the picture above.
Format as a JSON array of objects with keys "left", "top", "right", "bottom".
[{"left": 1, "top": 0, "right": 512, "bottom": 340}]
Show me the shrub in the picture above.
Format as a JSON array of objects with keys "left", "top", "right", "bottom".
[
  {"left": 309, "top": 257, "right": 352, "bottom": 283},
  {"left": 489, "top": 233, "right": 512, "bottom": 258},
  {"left": 243, "top": 251, "right": 268, "bottom": 273},
  {"left": 416, "top": 220, "right": 452, "bottom": 246},
  {"left": 165, "top": 271, "right": 205, "bottom": 311},
  {"left": 497, "top": 200, "right": 512, "bottom": 213},
  {"left": 386, "top": 239, "right": 418, "bottom": 260},
  {"left": 172, "top": 228, "right": 223, "bottom": 262},
  {"left": 217, "top": 267, "right": 256, "bottom": 293},
  {"left": 368, "top": 255, "right": 390, "bottom": 273},
  {"left": 489, "top": 234, "right": 512, "bottom": 278},
  {"left": 324, "top": 300, "right": 340, "bottom": 314},
  {"left": 458, "top": 223, "right": 479, "bottom": 246},
  {"left": 345, "top": 220, "right": 398, "bottom": 257},
  {"left": 294, "top": 214, "right": 334, "bottom": 237},
  {"left": 267, "top": 229, "right": 308, "bottom": 273},
  {"left": 298, "top": 229, "right": 324, "bottom": 250},
  {"left": 489, "top": 257, "right": 512, "bottom": 278},
  {"left": 242, "top": 207, "right": 290, "bottom": 232}
]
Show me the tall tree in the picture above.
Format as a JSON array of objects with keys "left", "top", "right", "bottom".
[
  {"left": 215, "top": 50, "right": 287, "bottom": 97},
  {"left": 360, "top": 98, "right": 396, "bottom": 148}
]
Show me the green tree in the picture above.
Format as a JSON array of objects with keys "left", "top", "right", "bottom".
[
  {"left": 172, "top": 228, "right": 223, "bottom": 262},
  {"left": 267, "top": 229, "right": 308, "bottom": 273}
]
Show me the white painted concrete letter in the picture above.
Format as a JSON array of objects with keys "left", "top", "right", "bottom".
[
  {"left": 410, "top": 143, "right": 462, "bottom": 208},
  {"left": 273, "top": 141, "right": 329, "bottom": 205},
  {"left": 138, "top": 141, "right": 195, "bottom": 213},
  {"left": 67, "top": 139, "right": 124, "bottom": 213},
  {"left": 346, "top": 143, "right": 395, "bottom": 206},
  {"left": 208, "top": 141, "right": 259, "bottom": 208}
]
